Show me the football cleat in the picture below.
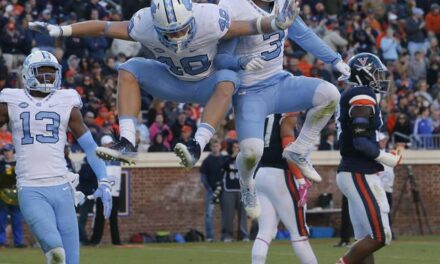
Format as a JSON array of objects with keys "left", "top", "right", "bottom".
[
  {"left": 96, "top": 137, "right": 136, "bottom": 164},
  {"left": 240, "top": 180, "right": 261, "bottom": 219},
  {"left": 174, "top": 139, "right": 201, "bottom": 168},
  {"left": 283, "top": 147, "right": 322, "bottom": 182}
]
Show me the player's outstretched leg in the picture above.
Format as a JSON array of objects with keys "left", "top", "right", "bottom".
[
  {"left": 236, "top": 138, "right": 264, "bottom": 219},
  {"left": 96, "top": 70, "right": 138, "bottom": 164},
  {"left": 283, "top": 81, "right": 340, "bottom": 182},
  {"left": 174, "top": 79, "right": 236, "bottom": 168}
]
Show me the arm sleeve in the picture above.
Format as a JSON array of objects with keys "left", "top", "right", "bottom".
[
  {"left": 213, "top": 37, "right": 241, "bottom": 71},
  {"left": 77, "top": 131, "right": 107, "bottom": 180},
  {"left": 351, "top": 117, "right": 380, "bottom": 159},
  {"left": 287, "top": 17, "right": 341, "bottom": 65}
]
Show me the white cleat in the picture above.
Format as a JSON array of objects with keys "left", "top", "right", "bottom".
[
  {"left": 240, "top": 181, "right": 261, "bottom": 219},
  {"left": 282, "top": 148, "right": 322, "bottom": 183}
]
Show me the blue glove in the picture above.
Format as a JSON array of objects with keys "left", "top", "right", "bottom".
[{"left": 88, "top": 179, "right": 113, "bottom": 219}]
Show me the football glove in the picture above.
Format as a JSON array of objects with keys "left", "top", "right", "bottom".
[
  {"left": 273, "top": 0, "right": 300, "bottom": 30},
  {"left": 88, "top": 178, "right": 113, "bottom": 219},
  {"left": 239, "top": 55, "right": 265, "bottom": 71},
  {"left": 28, "top": 21, "right": 72, "bottom": 37}
]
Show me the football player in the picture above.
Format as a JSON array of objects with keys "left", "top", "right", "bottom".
[
  {"left": 29, "top": 0, "right": 300, "bottom": 165},
  {"left": 335, "top": 53, "right": 401, "bottom": 264},
  {"left": 252, "top": 112, "right": 316, "bottom": 264},
  {"left": 213, "top": 0, "right": 350, "bottom": 218},
  {"left": 0, "top": 50, "right": 112, "bottom": 264}
]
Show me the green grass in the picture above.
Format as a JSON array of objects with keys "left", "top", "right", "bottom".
[{"left": 0, "top": 236, "right": 439, "bottom": 264}]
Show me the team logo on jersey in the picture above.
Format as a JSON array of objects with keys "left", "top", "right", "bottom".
[
  {"left": 154, "top": 48, "right": 166, "bottom": 53},
  {"left": 18, "top": 102, "right": 29, "bottom": 108}
]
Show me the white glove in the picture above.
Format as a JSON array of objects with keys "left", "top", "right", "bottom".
[
  {"left": 87, "top": 178, "right": 113, "bottom": 219},
  {"left": 335, "top": 60, "right": 351, "bottom": 81},
  {"left": 239, "top": 55, "right": 265, "bottom": 71},
  {"left": 273, "top": 0, "right": 300, "bottom": 30},
  {"left": 28, "top": 21, "right": 72, "bottom": 37},
  {"left": 375, "top": 150, "right": 401, "bottom": 168}
]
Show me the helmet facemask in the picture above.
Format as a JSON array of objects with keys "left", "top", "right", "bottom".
[
  {"left": 25, "top": 63, "right": 61, "bottom": 93},
  {"left": 155, "top": 17, "right": 196, "bottom": 53}
]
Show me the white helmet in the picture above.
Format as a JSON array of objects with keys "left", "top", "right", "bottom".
[
  {"left": 150, "top": 0, "right": 196, "bottom": 53},
  {"left": 22, "top": 50, "right": 62, "bottom": 93}
]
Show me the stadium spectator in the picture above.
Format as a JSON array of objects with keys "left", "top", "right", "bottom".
[
  {"left": 425, "top": 3, "right": 440, "bottom": 38},
  {"left": 90, "top": 136, "right": 122, "bottom": 246},
  {"left": 409, "top": 51, "right": 428, "bottom": 82},
  {"left": 413, "top": 106, "right": 434, "bottom": 148},
  {"left": 405, "top": 7, "right": 428, "bottom": 56},
  {"left": 174, "top": 125, "right": 193, "bottom": 148},
  {"left": 381, "top": 28, "right": 401, "bottom": 63},
  {"left": 200, "top": 140, "right": 225, "bottom": 242},
  {"left": 0, "top": 144, "right": 25, "bottom": 248},
  {"left": 149, "top": 113, "right": 173, "bottom": 149},
  {"left": 220, "top": 140, "right": 249, "bottom": 242},
  {"left": 0, "top": 125, "right": 12, "bottom": 147},
  {"left": 148, "top": 133, "right": 169, "bottom": 152},
  {"left": 391, "top": 113, "right": 412, "bottom": 147},
  {"left": 77, "top": 157, "right": 97, "bottom": 245}
]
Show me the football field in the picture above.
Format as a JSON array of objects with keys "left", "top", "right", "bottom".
[{"left": 0, "top": 236, "right": 439, "bottom": 264}]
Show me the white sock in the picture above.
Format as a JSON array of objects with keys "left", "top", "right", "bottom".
[
  {"left": 45, "top": 247, "right": 66, "bottom": 264},
  {"left": 252, "top": 237, "right": 270, "bottom": 264},
  {"left": 291, "top": 237, "right": 318, "bottom": 264},
  {"left": 236, "top": 138, "right": 264, "bottom": 186},
  {"left": 195, "top": 123, "right": 215, "bottom": 151},
  {"left": 291, "top": 82, "right": 340, "bottom": 155},
  {"left": 119, "top": 116, "right": 137, "bottom": 146}
]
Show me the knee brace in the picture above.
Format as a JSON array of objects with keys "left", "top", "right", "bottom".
[
  {"left": 45, "top": 247, "right": 66, "bottom": 264},
  {"left": 238, "top": 138, "right": 264, "bottom": 170}
]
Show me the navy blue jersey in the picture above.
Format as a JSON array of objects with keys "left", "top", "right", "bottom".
[
  {"left": 336, "top": 86, "right": 384, "bottom": 174},
  {"left": 260, "top": 114, "right": 288, "bottom": 170},
  {"left": 222, "top": 156, "right": 240, "bottom": 191}
]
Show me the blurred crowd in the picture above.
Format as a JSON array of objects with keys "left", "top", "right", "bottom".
[{"left": 0, "top": 0, "right": 439, "bottom": 152}]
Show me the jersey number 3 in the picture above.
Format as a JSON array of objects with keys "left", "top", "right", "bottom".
[
  {"left": 261, "top": 31, "right": 285, "bottom": 61},
  {"left": 20, "top": 111, "right": 60, "bottom": 145}
]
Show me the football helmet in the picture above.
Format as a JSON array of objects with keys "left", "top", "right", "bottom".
[
  {"left": 22, "top": 50, "right": 62, "bottom": 93},
  {"left": 151, "top": 0, "right": 196, "bottom": 53},
  {"left": 347, "top": 52, "right": 390, "bottom": 94}
]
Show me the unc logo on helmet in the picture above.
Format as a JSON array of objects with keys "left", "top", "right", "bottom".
[
  {"left": 151, "top": 0, "right": 196, "bottom": 53},
  {"left": 22, "top": 50, "right": 62, "bottom": 93}
]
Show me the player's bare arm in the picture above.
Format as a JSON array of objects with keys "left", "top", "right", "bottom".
[
  {"left": 0, "top": 103, "right": 9, "bottom": 128},
  {"left": 68, "top": 107, "right": 89, "bottom": 139},
  {"left": 29, "top": 20, "right": 132, "bottom": 40},
  {"left": 223, "top": 0, "right": 300, "bottom": 39}
]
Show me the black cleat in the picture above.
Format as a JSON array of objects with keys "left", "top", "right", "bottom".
[
  {"left": 96, "top": 137, "right": 137, "bottom": 164},
  {"left": 174, "top": 139, "right": 201, "bottom": 168}
]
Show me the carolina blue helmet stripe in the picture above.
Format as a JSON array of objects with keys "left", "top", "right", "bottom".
[{"left": 164, "top": 0, "right": 177, "bottom": 24}]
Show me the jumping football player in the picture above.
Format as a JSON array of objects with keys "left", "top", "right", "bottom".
[
  {"left": 211, "top": 0, "right": 350, "bottom": 218},
  {"left": 29, "top": 0, "right": 300, "bottom": 166}
]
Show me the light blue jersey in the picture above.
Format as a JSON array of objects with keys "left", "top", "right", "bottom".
[
  {"left": 122, "top": 3, "right": 239, "bottom": 105},
  {"left": 219, "top": 0, "right": 342, "bottom": 141},
  {"left": 128, "top": 3, "right": 231, "bottom": 81},
  {"left": 0, "top": 88, "right": 82, "bottom": 264}
]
